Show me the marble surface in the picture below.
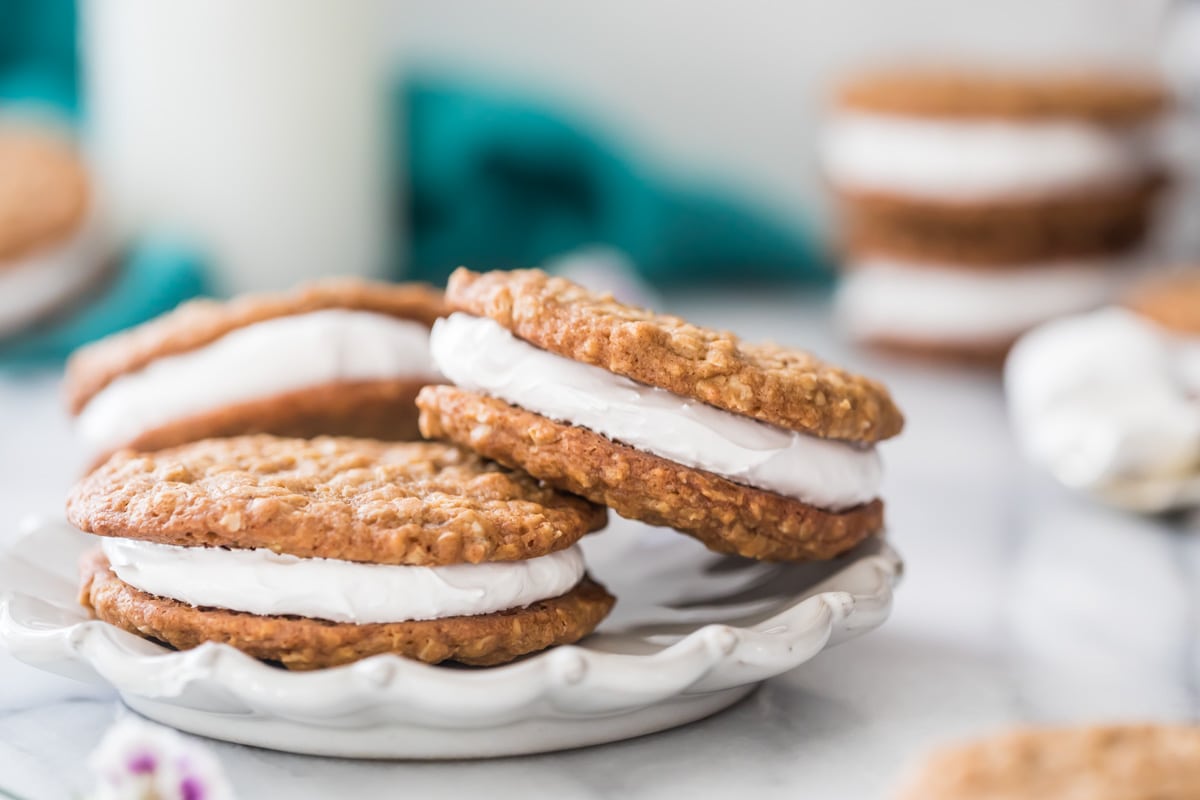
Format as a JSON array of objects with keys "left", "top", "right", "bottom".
[{"left": 1, "top": 290, "right": 1197, "bottom": 799}]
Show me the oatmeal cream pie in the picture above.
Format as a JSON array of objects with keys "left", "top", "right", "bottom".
[
  {"left": 65, "top": 279, "right": 448, "bottom": 461},
  {"left": 70, "top": 435, "right": 612, "bottom": 668},
  {"left": 892, "top": 724, "right": 1200, "bottom": 800},
  {"left": 417, "top": 268, "right": 902, "bottom": 562},
  {"left": 823, "top": 68, "right": 1170, "bottom": 263},
  {"left": 0, "top": 129, "right": 111, "bottom": 337}
]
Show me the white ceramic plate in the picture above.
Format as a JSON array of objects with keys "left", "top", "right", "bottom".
[{"left": 0, "top": 516, "right": 901, "bottom": 759}]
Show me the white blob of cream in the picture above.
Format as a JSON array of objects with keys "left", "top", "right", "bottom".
[
  {"left": 101, "top": 538, "right": 586, "bottom": 624},
  {"left": 836, "top": 258, "right": 1120, "bottom": 343},
  {"left": 822, "top": 112, "right": 1159, "bottom": 200},
  {"left": 0, "top": 213, "right": 108, "bottom": 335},
  {"left": 430, "top": 313, "right": 881, "bottom": 510},
  {"left": 1006, "top": 308, "right": 1200, "bottom": 509},
  {"left": 78, "top": 309, "right": 439, "bottom": 453}
]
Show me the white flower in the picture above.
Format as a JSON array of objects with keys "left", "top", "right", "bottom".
[{"left": 88, "top": 717, "right": 235, "bottom": 800}]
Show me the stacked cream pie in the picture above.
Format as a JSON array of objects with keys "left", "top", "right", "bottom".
[
  {"left": 71, "top": 436, "right": 613, "bottom": 668},
  {"left": 823, "top": 67, "right": 1170, "bottom": 360},
  {"left": 64, "top": 280, "right": 446, "bottom": 463},
  {"left": 418, "top": 268, "right": 903, "bottom": 562},
  {"left": 0, "top": 129, "right": 110, "bottom": 337}
]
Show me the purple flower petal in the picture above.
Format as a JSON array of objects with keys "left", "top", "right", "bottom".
[
  {"left": 181, "top": 775, "right": 206, "bottom": 800},
  {"left": 126, "top": 750, "right": 157, "bottom": 774}
]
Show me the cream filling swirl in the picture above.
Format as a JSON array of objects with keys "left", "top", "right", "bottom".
[
  {"left": 101, "top": 538, "right": 586, "bottom": 624},
  {"left": 78, "top": 309, "right": 439, "bottom": 453}
]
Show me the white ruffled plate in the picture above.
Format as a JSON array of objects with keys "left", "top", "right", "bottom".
[{"left": 0, "top": 515, "right": 901, "bottom": 759}]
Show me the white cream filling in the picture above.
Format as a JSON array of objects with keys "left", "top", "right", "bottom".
[
  {"left": 836, "top": 257, "right": 1120, "bottom": 342},
  {"left": 821, "top": 112, "right": 1159, "bottom": 200},
  {"left": 78, "top": 309, "right": 439, "bottom": 453},
  {"left": 101, "top": 538, "right": 586, "bottom": 624},
  {"left": 430, "top": 312, "right": 881, "bottom": 511},
  {"left": 0, "top": 212, "right": 108, "bottom": 335},
  {"left": 1006, "top": 307, "right": 1200, "bottom": 499}
]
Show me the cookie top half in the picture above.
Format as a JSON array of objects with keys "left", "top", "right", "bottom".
[
  {"left": 895, "top": 725, "right": 1200, "bottom": 799},
  {"left": 1125, "top": 270, "right": 1200, "bottom": 335},
  {"left": 445, "top": 268, "right": 903, "bottom": 443},
  {"left": 65, "top": 279, "right": 448, "bottom": 414},
  {"left": 0, "top": 131, "right": 90, "bottom": 262},
  {"left": 836, "top": 68, "right": 1169, "bottom": 122},
  {"left": 68, "top": 435, "right": 606, "bottom": 566}
]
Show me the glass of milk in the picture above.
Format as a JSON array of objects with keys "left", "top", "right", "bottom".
[{"left": 81, "top": 0, "right": 392, "bottom": 294}]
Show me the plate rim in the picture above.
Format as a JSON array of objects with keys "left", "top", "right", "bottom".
[{"left": 0, "top": 516, "right": 902, "bottom": 724}]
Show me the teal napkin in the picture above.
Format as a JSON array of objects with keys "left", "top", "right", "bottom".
[
  {"left": 404, "top": 79, "right": 830, "bottom": 286},
  {"left": 0, "top": 238, "right": 210, "bottom": 369}
]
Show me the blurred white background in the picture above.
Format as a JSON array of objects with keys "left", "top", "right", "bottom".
[{"left": 388, "top": 0, "right": 1173, "bottom": 226}]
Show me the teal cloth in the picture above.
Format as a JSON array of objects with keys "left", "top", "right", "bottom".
[
  {"left": 0, "top": 0, "right": 830, "bottom": 365},
  {"left": 0, "top": 238, "right": 210, "bottom": 368},
  {"left": 0, "top": 0, "right": 76, "bottom": 113},
  {"left": 403, "top": 80, "right": 830, "bottom": 285}
]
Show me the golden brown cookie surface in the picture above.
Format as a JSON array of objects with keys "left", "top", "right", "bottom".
[
  {"left": 837, "top": 68, "right": 1169, "bottom": 122},
  {"left": 68, "top": 435, "right": 606, "bottom": 566},
  {"left": 1126, "top": 271, "right": 1200, "bottom": 335},
  {"left": 81, "top": 551, "right": 615, "bottom": 668},
  {"left": 893, "top": 725, "right": 1200, "bottom": 800},
  {"left": 418, "top": 386, "right": 882, "bottom": 561},
  {"left": 444, "top": 268, "right": 903, "bottom": 444},
  {"left": 65, "top": 279, "right": 448, "bottom": 413},
  {"left": 0, "top": 131, "right": 90, "bottom": 261},
  {"left": 840, "top": 177, "right": 1161, "bottom": 264}
]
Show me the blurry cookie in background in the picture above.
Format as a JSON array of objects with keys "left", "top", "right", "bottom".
[
  {"left": 892, "top": 725, "right": 1200, "bottom": 799},
  {"left": 1126, "top": 268, "right": 1200, "bottom": 402},
  {"left": 64, "top": 280, "right": 446, "bottom": 464},
  {"left": 0, "top": 129, "right": 111, "bottom": 337},
  {"left": 1005, "top": 267, "right": 1200, "bottom": 513},
  {"left": 824, "top": 68, "right": 1171, "bottom": 361},
  {"left": 1126, "top": 269, "right": 1200, "bottom": 338}
]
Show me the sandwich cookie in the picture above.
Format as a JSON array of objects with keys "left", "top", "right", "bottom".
[
  {"left": 0, "top": 130, "right": 110, "bottom": 336},
  {"left": 824, "top": 69, "right": 1169, "bottom": 263},
  {"left": 825, "top": 68, "right": 1167, "bottom": 361},
  {"left": 893, "top": 725, "right": 1200, "bottom": 799},
  {"left": 418, "top": 268, "right": 903, "bottom": 562},
  {"left": 70, "top": 435, "right": 612, "bottom": 668},
  {"left": 65, "top": 280, "right": 447, "bottom": 462}
]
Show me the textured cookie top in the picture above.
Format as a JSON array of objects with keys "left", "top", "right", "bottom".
[
  {"left": 836, "top": 68, "right": 1169, "bottom": 122},
  {"left": 1125, "top": 271, "right": 1200, "bottom": 335},
  {"left": 895, "top": 725, "right": 1200, "bottom": 799},
  {"left": 0, "top": 131, "right": 90, "bottom": 262},
  {"left": 445, "top": 268, "right": 903, "bottom": 443},
  {"left": 65, "top": 280, "right": 448, "bottom": 413},
  {"left": 68, "top": 435, "right": 606, "bottom": 566}
]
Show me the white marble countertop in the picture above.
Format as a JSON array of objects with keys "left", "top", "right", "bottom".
[{"left": 1, "top": 289, "right": 1197, "bottom": 799}]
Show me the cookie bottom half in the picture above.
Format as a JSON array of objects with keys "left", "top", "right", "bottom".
[
  {"left": 856, "top": 334, "right": 1016, "bottom": 367},
  {"left": 80, "top": 551, "right": 615, "bottom": 669},
  {"left": 91, "top": 377, "right": 436, "bottom": 468},
  {"left": 840, "top": 177, "right": 1161, "bottom": 265},
  {"left": 417, "top": 386, "right": 884, "bottom": 562}
]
